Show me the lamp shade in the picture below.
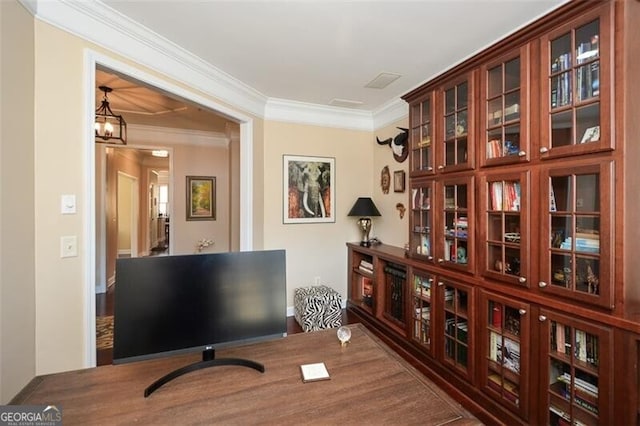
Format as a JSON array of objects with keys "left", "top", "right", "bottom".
[{"left": 347, "top": 197, "right": 381, "bottom": 217}]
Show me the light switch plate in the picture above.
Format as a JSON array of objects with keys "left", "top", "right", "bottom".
[
  {"left": 61, "top": 236, "right": 78, "bottom": 258},
  {"left": 61, "top": 194, "right": 76, "bottom": 214}
]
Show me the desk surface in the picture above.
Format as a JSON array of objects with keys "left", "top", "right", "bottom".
[{"left": 15, "top": 324, "right": 481, "bottom": 425}]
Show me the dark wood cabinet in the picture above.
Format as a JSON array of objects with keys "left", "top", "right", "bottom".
[{"left": 348, "top": 1, "right": 640, "bottom": 424}]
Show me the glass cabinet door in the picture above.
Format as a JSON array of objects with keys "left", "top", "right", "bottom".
[
  {"left": 438, "top": 75, "right": 474, "bottom": 172},
  {"left": 438, "top": 177, "right": 473, "bottom": 272},
  {"left": 540, "top": 4, "right": 612, "bottom": 157},
  {"left": 540, "top": 310, "right": 612, "bottom": 425},
  {"left": 481, "top": 291, "right": 530, "bottom": 420},
  {"left": 410, "top": 179, "right": 434, "bottom": 261},
  {"left": 540, "top": 161, "right": 612, "bottom": 308},
  {"left": 481, "top": 171, "right": 529, "bottom": 286},
  {"left": 482, "top": 47, "right": 529, "bottom": 165},
  {"left": 410, "top": 93, "right": 435, "bottom": 175},
  {"left": 440, "top": 279, "right": 473, "bottom": 381},
  {"left": 411, "top": 269, "right": 434, "bottom": 355}
]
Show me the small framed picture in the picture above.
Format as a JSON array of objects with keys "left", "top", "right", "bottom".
[
  {"left": 186, "top": 176, "right": 216, "bottom": 221},
  {"left": 394, "top": 170, "right": 406, "bottom": 193}
]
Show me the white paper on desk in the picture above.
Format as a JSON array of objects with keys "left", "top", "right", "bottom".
[{"left": 300, "top": 362, "right": 330, "bottom": 383}]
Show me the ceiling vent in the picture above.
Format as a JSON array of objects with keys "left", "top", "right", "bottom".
[
  {"left": 365, "top": 72, "right": 402, "bottom": 89},
  {"left": 329, "top": 98, "right": 364, "bottom": 108}
]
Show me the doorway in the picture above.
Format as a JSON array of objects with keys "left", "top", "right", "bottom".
[{"left": 87, "top": 52, "right": 254, "bottom": 368}]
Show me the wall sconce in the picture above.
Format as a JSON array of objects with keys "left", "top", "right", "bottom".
[
  {"left": 347, "top": 197, "right": 381, "bottom": 247},
  {"left": 95, "top": 85, "right": 127, "bottom": 145}
]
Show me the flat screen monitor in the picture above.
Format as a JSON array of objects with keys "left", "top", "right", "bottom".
[{"left": 113, "top": 250, "right": 287, "bottom": 364}]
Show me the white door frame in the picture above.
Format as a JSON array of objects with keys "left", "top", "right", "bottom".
[{"left": 84, "top": 50, "right": 254, "bottom": 367}]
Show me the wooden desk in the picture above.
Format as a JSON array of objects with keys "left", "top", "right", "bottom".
[{"left": 14, "top": 324, "right": 481, "bottom": 425}]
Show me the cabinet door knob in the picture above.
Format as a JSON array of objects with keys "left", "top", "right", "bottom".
[
  {"left": 438, "top": 258, "right": 444, "bottom": 263},
  {"left": 518, "top": 150, "right": 526, "bottom": 157},
  {"left": 427, "top": 167, "right": 433, "bottom": 172},
  {"left": 428, "top": 278, "right": 434, "bottom": 283},
  {"left": 538, "top": 281, "right": 548, "bottom": 288},
  {"left": 518, "top": 277, "right": 527, "bottom": 283},
  {"left": 519, "top": 309, "right": 527, "bottom": 315},
  {"left": 437, "top": 165, "right": 444, "bottom": 170},
  {"left": 427, "top": 256, "right": 434, "bottom": 261},
  {"left": 539, "top": 146, "right": 549, "bottom": 154},
  {"left": 437, "top": 281, "right": 444, "bottom": 286},
  {"left": 538, "top": 315, "right": 547, "bottom": 322}
]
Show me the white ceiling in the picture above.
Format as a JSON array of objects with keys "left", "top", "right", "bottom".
[{"left": 100, "top": 0, "right": 567, "bottom": 113}]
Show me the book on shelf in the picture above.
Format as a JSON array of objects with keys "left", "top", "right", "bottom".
[
  {"left": 300, "top": 362, "right": 330, "bottom": 383},
  {"left": 492, "top": 304, "right": 502, "bottom": 328},
  {"left": 549, "top": 181, "right": 557, "bottom": 212},
  {"left": 487, "top": 374, "right": 519, "bottom": 404},
  {"left": 489, "top": 331, "right": 500, "bottom": 362},
  {"left": 359, "top": 259, "right": 373, "bottom": 274},
  {"left": 361, "top": 276, "right": 373, "bottom": 297}
]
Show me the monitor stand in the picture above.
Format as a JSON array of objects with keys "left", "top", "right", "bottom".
[{"left": 144, "top": 349, "right": 264, "bottom": 397}]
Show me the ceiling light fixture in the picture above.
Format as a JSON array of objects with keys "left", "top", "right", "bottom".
[
  {"left": 151, "top": 150, "right": 169, "bottom": 158},
  {"left": 95, "top": 85, "right": 127, "bottom": 145}
]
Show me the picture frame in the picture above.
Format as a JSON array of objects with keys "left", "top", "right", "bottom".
[
  {"left": 283, "top": 155, "right": 335, "bottom": 223},
  {"left": 394, "top": 170, "right": 406, "bottom": 193},
  {"left": 186, "top": 176, "right": 216, "bottom": 221}
]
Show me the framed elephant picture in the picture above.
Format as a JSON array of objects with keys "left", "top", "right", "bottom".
[{"left": 283, "top": 155, "right": 335, "bottom": 223}]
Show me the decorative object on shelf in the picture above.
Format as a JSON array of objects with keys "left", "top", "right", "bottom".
[
  {"left": 376, "top": 127, "right": 409, "bottom": 163},
  {"left": 195, "top": 238, "right": 214, "bottom": 253},
  {"left": 186, "top": 176, "right": 216, "bottom": 221},
  {"left": 95, "top": 85, "right": 127, "bottom": 145},
  {"left": 347, "top": 197, "right": 381, "bottom": 247},
  {"left": 337, "top": 326, "right": 352, "bottom": 347},
  {"left": 394, "top": 170, "right": 406, "bottom": 193},
  {"left": 381, "top": 166, "right": 391, "bottom": 194},
  {"left": 283, "top": 155, "right": 335, "bottom": 223},
  {"left": 396, "top": 202, "right": 406, "bottom": 219}
]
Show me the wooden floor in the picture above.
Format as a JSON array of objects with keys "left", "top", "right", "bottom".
[{"left": 18, "top": 324, "right": 482, "bottom": 425}]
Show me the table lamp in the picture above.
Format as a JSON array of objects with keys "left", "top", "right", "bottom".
[{"left": 347, "top": 197, "right": 381, "bottom": 247}]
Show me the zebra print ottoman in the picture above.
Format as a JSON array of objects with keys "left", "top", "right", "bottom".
[{"left": 294, "top": 285, "right": 342, "bottom": 332}]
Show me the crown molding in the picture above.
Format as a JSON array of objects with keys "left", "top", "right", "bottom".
[
  {"left": 23, "top": 0, "right": 410, "bottom": 132},
  {"left": 372, "top": 98, "right": 409, "bottom": 130},
  {"left": 27, "top": 0, "right": 267, "bottom": 118},
  {"left": 128, "top": 124, "right": 229, "bottom": 148},
  {"left": 265, "top": 98, "right": 373, "bottom": 132}
]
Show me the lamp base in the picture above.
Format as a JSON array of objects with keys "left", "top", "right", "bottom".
[{"left": 360, "top": 240, "right": 371, "bottom": 248}]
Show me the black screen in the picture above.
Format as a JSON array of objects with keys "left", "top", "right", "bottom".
[{"left": 113, "top": 250, "right": 287, "bottom": 363}]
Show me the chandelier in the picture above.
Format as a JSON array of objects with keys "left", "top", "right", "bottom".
[{"left": 95, "top": 85, "right": 127, "bottom": 145}]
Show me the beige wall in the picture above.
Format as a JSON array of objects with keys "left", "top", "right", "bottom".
[
  {"left": 372, "top": 119, "right": 410, "bottom": 248},
  {"left": 263, "top": 121, "right": 372, "bottom": 306},
  {"left": 0, "top": 0, "right": 36, "bottom": 403},
  {"left": 172, "top": 144, "right": 231, "bottom": 254}
]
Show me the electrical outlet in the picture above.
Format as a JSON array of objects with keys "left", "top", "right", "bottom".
[
  {"left": 314, "top": 276, "right": 321, "bottom": 285},
  {"left": 61, "top": 236, "right": 78, "bottom": 258}
]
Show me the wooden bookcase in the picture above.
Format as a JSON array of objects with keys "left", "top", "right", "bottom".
[{"left": 348, "top": 1, "right": 640, "bottom": 424}]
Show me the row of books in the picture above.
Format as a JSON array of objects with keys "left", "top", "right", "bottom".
[
  {"left": 551, "top": 323, "right": 599, "bottom": 365},
  {"left": 576, "top": 61, "right": 600, "bottom": 102},
  {"left": 559, "top": 236, "right": 600, "bottom": 253},
  {"left": 489, "top": 181, "right": 521, "bottom": 211},
  {"left": 557, "top": 372, "right": 598, "bottom": 397},
  {"left": 551, "top": 72, "right": 572, "bottom": 109},
  {"left": 414, "top": 306, "right": 431, "bottom": 321},
  {"left": 445, "top": 318, "right": 468, "bottom": 344},
  {"left": 486, "top": 138, "right": 520, "bottom": 159}
]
